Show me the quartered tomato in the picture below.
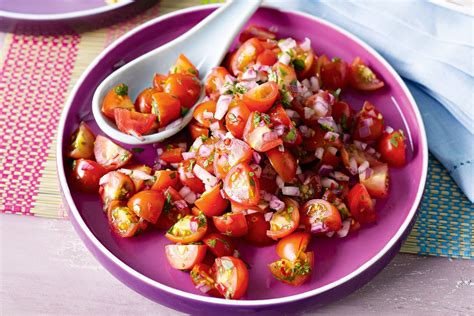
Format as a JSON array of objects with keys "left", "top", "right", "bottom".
[
  {"left": 299, "top": 173, "right": 323, "bottom": 201},
  {"left": 223, "top": 100, "right": 250, "bottom": 139},
  {"left": 160, "top": 145, "right": 184, "bottom": 164},
  {"left": 347, "top": 183, "right": 376, "bottom": 224},
  {"left": 71, "top": 159, "right": 107, "bottom": 193},
  {"left": 151, "top": 169, "right": 180, "bottom": 192},
  {"left": 164, "top": 73, "right": 201, "bottom": 108},
  {"left": 99, "top": 171, "right": 135, "bottom": 209},
  {"left": 267, "top": 198, "right": 300, "bottom": 240},
  {"left": 155, "top": 187, "right": 191, "bottom": 230},
  {"left": 212, "top": 256, "right": 249, "bottom": 299},
  {"left": 213, "top": 212, "right": 248, "bottom": 237},
  {"left": 114, "top": 109, "right": 156, "bottom": 136},
  {"left": 244, "top": 212, "right": 274, "bottom": 246},
  {"left": 193, "top": 100, "right": 217, "bottom": 128},
  {"left": 107, "top": 201, "right": 141, "bottom": 238},
  {"left": 268, "top": 105, "right": 302, "bottom": 147},
  {"left": 67, "top": 122, "right": 95, "bottom": 159},
  {"left": 301, "top": 199, "right": 342, "bottom": 233},
  {"left": 272, "top": 62, "right": 297, "bottom": 89},
  {"left": 239, "top": 25, "right": 276, "bottom": 43},
  {"left": 268, "top": 251, "right": 314, "bottom": 286},
  {"left": 170, "top": 53, "right": 199, "bottom": 77},
  {"left": 243, "top": 112, "right": 282, "bottom": 153},
  {"left": 153, "top": 73, "right": 167, "bottom": 91},
  {"left": 203, "top": 233, "right": 235, "bottom": 257},
  {"left": 127, "top": 190, "right": 165, "bottom": 224},
  {"left": 276, "top": 231, "right": 311, "bottom": 262},
  {"left": 195, "top": 184, "right": 228, "bottom": 217},
  {"left": 188, "top": 121, "right": 210, "bottom": 140},
  {"left": 213, "top": 138, "right": 253, "bottom": 179},
  {"left": 165, "top": 213, "right": 208, "bottom": 244},
  {"left": 293, "top": 47, "right": 315, "bottom": 79},
  {"left": 349, "top": 57, "right": 384, "bottom": 91},
  {"left": 360, "top": 163, "right": 389, "bottom": 198},
  {"left": 94, "top": 135, "right": 132, "bottom": 170},
  {"left": 353, "top": 101, "right": 384, "bottom": 141},
  {"left": 124, "top": 164, "right": 153, "bottom": 191},
  {"left": 242, "top": 81, "right": 279, "bottom": 112},
  {"left": 332, "top": 101, "right": 354, "bottom": 131},
  {"left": 135, "top": 87, "right": 160, "bottom": 113},
  {"left": 230, "top": 37, "right": 264, "bottom": 75},
  {"left": 195, "top": 136, "right": 218, "bottom": 174},
  {"left": 320, "top": 58, "right": 349, "bottom": 90},
  {"left": 205, "top": 66, "right": 230, "bottom": 100},
  {"left": 315, "top": 54, "right": 330, "bottom": 79},
  {"left": 150, "top": 92, "right": 181, "bottom": 128},
  {"left": 101, "top": 83, "right": 135, "bottom": 120},
  {"left": 223, "top": 162, "right": 260, "bottom": 206},
  {"left": 165, "top": 244, "right": 207, "bottom": 270},
  {"left": 266, "top": 147, "right": 297, "bottom": 182},
  {"left": 190, "top": 263, "right": 222, "bottom": 297},
  {"left": 378, "top": 130, "right": 407, "bottom": 167},
  {"left": 178, "top": 159, "right": 205, "bottom": 193},
  {"left": 341, "top": 144, "right": 382, "bottom": 169},
  {"left": 257, "top": 49, "right": 278, "bottom": 66}
]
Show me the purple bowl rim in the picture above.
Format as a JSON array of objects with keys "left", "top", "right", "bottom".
[
  {"left": 0, "top": 0, "right": 133, "bottom": 21},
  {"left": 56, "top": 3, "right": 429, "bottom": 307}
]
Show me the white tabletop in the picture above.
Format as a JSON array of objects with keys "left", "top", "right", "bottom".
[{"left": 1, "top": 214, "right": 473, "bottom": 315}]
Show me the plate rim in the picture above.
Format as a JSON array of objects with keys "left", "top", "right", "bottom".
[{"left": 56, "top": 3, "right": 428, "bottom": 307}]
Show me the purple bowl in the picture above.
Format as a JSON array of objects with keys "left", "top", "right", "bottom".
[{"left": 57, "top": 5, "right": 428, "bottom": 314}]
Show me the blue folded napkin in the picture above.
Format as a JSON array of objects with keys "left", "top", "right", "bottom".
[{"left": 267, "top": 0, "right": 474, "bottom": 202}]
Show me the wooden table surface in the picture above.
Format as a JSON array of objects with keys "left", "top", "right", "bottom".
[{"left": 1, "top": 214, "right": 473, "bottom": 315}]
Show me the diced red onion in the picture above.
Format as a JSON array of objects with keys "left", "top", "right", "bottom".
[
  {"left": 245, "top": 209, "right": 259, "bottom": 215},
  {"left": 184, "top": 191, "right": 197, "bottom": 204},
  {"left": 318, "top": 117, "right": 338, "bottom": 132},
  {"left": 349, "top": 157, "right": 358, "bottom": 175},
  {"left": 312, "top": 148, "right": 324, "bottom": 161},
  {"left": 202, "top": 111, "right": 214, "bottom": 119},
  {"left": 202, "top": 96, "right": 210, "bottom": 102},
  {"left": 177, "top": 142, "right": 187, "bottom": 150},
  {"left": 278, "top": 37, "right": 297, "bottom": 52},
  {"left": 310, "top": 77, "right": 320, "bottom": 92},
  {"left": 300, "top": 37, "right": 311, "bottom": 51},
  {"left": 326, "top": 231, "right": 335, "bottom": 238},
  {"left": 276, "top": 176, "right": 284, "bottom": 188},
  {"left": 366, "top": 147, "right": 376, "bottom": 155},
  {"left": 358, "top": 160, "right": 370, "bottom": 174},
  {"left": 332, "top": 171, "right": 350, "bottom": 181},
  {"left": 296, "top": 166, "right": 302, "bottom": 175},
  {"left": 354, "top": 140, "right": 368, "bottom": 150},
  {"left": 224, "top": 74, "right": 236, "bottom": 84},
  {"left": 237, "top": 81, "right": 258, "bottom": 91},
  {"left": 359, "top": 167, "right": 373, "bottom": 181},
  {"left": 252, "top": 151, "right": 261, "bottom": 164},
  {"left": 191, "top": 137, "right": 203, "bottom": 151},
  {"left": 285, "top": 109, "right": 299, "bottom": 119},
  {"left": 195, "top": 283, "right": 212, "bottom": 294},
  {"left": 321, "top": 177, "right": 338, "bottom": 189},
  {"left": 199, "top": 145, "right": 212, "bottom": 157},
  {"left": 282, "top": 186, "right": 300, "bottom": 196},
  {"left": 361, "top": 117, "right": 374, "bottom": 127},
  {"left": 263, "top": 131, "right": 278, "bottom": 141},
  {"left": 173, "top": 200, "right": 188, "bottom": 210},
  {"left": 118, "top": 169, "right": 155, "bottom": 181},
  {"left": 357, "top": 125, "right": 371, "bottom": 138},
  {"left": 301, "top": 79, "right": 311, "bottom": 89},
  {"left": 385, "top": 126, "right": 394, "bottom": 134},
  {"left": 270, "top": 195, "right": 285, "bottom": 211},
  {"left": 190, "top": 220, "right": 199, "bottom": 233},
  {"left": 213, "top": 129, "right": 226, "bottom": 139},
  {"left": 214, "top": 94, "right": 232, "bottom": 120},
  {"left": 327, "top": 146, "right": 338, "bottom": 156},
  {"left": 99, "top": 173, "right": 110, "bottom": 186},
  {"left": 157, "top": 148, "right": 164, "bottom": 156},
  {"left": 310, "top": 222, "right": 325, "bottom": 233},
  {"left": 80, "top": 161, "right": 94, "bottom": 170},
  {"left": 343, "top": 133, "right": 351, "bottom": 143},
  {"left": 367, "top": 109, "right": 377, "bottom": 117},
  {"left": 278, "top": 144, "right": 285, "bottom": 152},
  {"left": 159, "top": 159, "right": 167, "bottom": 166},
  {"left": 375, "top": 152, "right": 382, "bottom": 159},
  {"left": 337, "top": 219, "right": 351, "bottom": 238},
  {"left": 324, "top": 131, "right": 339, "bottom": 141},
  {"left": 193, "top": 164, "right": 218, "bottom": 187},
  {"left": 260, "top": 190, "right": 272, "bottom": 202},
  {"left": 304, "top": 107, "right": 316, "bottom": 119},
  {"left": 170, "top": 163, "right": 179, "bottom": 169},
  {"left": 242, "top": 68, "right": 257, "bottom": 80},
  {"left": 220, "top": 189, "right": 226, "bottom": 199},
  {"left": 179, "top": 186, "right": 191, "bottom": 197},
  {"left": 165, "top": 118, "right": 183, "bottom": 130},
  {"left": 318, "top": 164, "right": 333, "bottom": 176},
  {"left": 274, "top": 124, "right": 286, "bottom": 136},
  {"left": 182, "top": 151, "right": 195, "bottom": 160},
  {"left": 278, "top": 53, "right": 291, "bottom": 65},
  {"left": 264, "top": 212, "right": 274, "bottom": 222}
]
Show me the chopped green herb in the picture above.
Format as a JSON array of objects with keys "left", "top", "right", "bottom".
[
  {"left": 206, "top": 238, "right": 217, "bottom": 248},
  {"left": 279, "top": 66, "right": 288, "bottom": 78},
  {"left": 169, "top": 172, "right": 176, "bottom": 179},
  {"left": 181, "top": 107, "right": 189, "bottom": 116},
  {"left": 253, "top": 112, "right": 261, "bottom": 126},
  {"left": 331, "top": 88, "right": 342, "bottom": 100},
  {"left": 228, "top": 113, "right": 238, "bottom": 123},
  {"left": 114, "top": 83, "right": 128, "bottom": 96},
  {"left": 341, "top": 114, "right": 348, "bottom": 130},
  {"left": 120, "top": 153, "right": 129, "bottom": 161},
  {"left": 132, "top": 147, "right": 144, "bottom": 153},
  {"left": 248, "top": 171, "right": 255, "bottom": 177},
  {"left": 284, "top": 128, "right": 297, "bottom": 142},
  {"left": 390, "top": 135, "right": 399, "bottom": 148},
  {"left": 262, "top": 113, "right": 271, "bottom": 125},
  {"left": 331, "top": 57, "right": 341, "bottom": 62},
  {"left": 187, "top": 160, "right": 196, "bottom": 173},
  {"left": 292, "top": 59, "right": 305, "bottom": 72},
  {"left": 188, "top": 68, "right": 197, "bottom": 75}
]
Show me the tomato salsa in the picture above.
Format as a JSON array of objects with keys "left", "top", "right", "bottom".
[{"left": 67, "top": 25, "right": 406, "bottom": 299}]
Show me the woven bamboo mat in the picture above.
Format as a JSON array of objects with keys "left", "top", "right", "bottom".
[{"left": 0, "top": 0, "right": 472, "bottom": 258}]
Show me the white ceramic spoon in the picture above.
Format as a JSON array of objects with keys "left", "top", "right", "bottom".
[{"left": 92, "top": 0, "right": 262, "bottom": 145}]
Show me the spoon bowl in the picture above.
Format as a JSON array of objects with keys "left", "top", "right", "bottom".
[{"left": 92, "top": 0, "right": 261, "bottom": 145}]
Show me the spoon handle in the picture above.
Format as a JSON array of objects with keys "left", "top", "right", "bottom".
[{"left": 182, "top": 0, "right": 262, "bottom": 77}]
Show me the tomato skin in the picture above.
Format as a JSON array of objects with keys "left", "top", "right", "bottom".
[
  {"left": 301, "top": 199, "right": 342, "bottom": 233},
  {"left": 347, "top": 183, "right": 376, "bottom": 224},
  {"left": 165, "top": 244, "right": 206, "bottom": 270},
  {"left": 67, "top": 122, "right": 95, "bottom": 159},
  {"left": 244, "top": 212, "right": 274, "bottom": 246},
  {"left": 213, "top": 138, "right": 253, "bottom": 179},
  {"left": 151, "top": 169, "right": 180, "bottom": 192},
  {"left": 266, "top": 147, "right": 297, "bottom": 182},
  {"left": 360, "top": 163, "right": 390, "bottom": 198},
  {"left": 135, "top": 87, "right": 159, "bottom": 113},
  {"left": 268, "top": 251, "right": 314, "bottom": 286},
  {"left": 170, "top": 54, "right": 199, "bottom": 77},
  {"left": 320, "top": 59, "right": 349, "bottom": 90},
  {"left": 349, "top": 57, "right": 384, "bottom": 91},
  {"left": 225, "top": 100, "right": 251, "bottom": 139},
  {"left": 212, "top": 256, "right": 249, "bottom": 299},
  {"left": 276, "top": 232, "right": 311, "bottom": 261},
  {"left": 160, "top": 145, "right": 184, "bottom": 164},
  {"left": 107, "top": 201, "right": 140, "bottom": 238},
  {"left": 195, "top": 185, "right": 229, "bottom": 217},
  {"left": 125, "top": 164, "right": 153, "bottom": 191},
  {"left": 230, "top": 37, "right": 264, "bottom": 75},
  {"left": 99, "top": 171, "right": 135, "bottom": 209},
  {"left": 242, "top": 81, "right": 279, "bottom": 113},
  {"left": 205, "top": 66, "right": 230, "bottom": 100},
  {"left": 378, "top": 130, "right": 406, "bottom": 167},
  {"left": 332, "top": 101, "right": 354, "bottom": 131},
  {"left": 272, "top": 62, "right": 297, "bottom": 89},
  {"left": 127, "top": 190, "right": 165, "bottom": 224},
  {"left": 267, "top": 198, "right": 300, "bottom": 240},
  {"left": 213, "top": 212, "right": 248, "bottom": 237},
  {"left": 203, "top": 233, "right": 235, "bottom": 257},
  {"left": 190, "top": 263, "right": 222, "bottom": 297},
  {"left": 178, "top": 159, "right": 205, "bottom": 193},
  {"left": 150, "top": 92, "right": 181, "bottom": 128},
  {"left": 153, "top": 73, "right": 167, "bottom": 91},
  {"left": 188, "top": 121, "right": 210, "bottom": 140},
  {"left": 114, "top": 108, "right": 157, "bottom": 136},
  {"left": 223, "top": 162, "right": 260, "bottom": 206},
  {"left": 101, "top": 83, "right": 135, "bottom": 120},
  {"left": 257, "top": 49, "right": 278, "bottom": 66},
  {"left": 164, "top": 73, "right": 201, "bottom": 108},
  {"left": 71, "top": 159, "right": 107, "bottom": 193},
  {"left": 243, "top": 112, "right": 283, "bottom": 153},
  {"left": 353, "top": 101, "right": 385, "bottom": 142},
  {"left": 239, "top": 25, "right": 276, "bottom": 43},
  {"left": 155, "top": 187, "right": 191, "bottom": 230},
  {"left": 193, "top": 100, "right": 217, "bottom": 128},
  {"left": 165, "top": 213, "right": 208, "bottom": 244},
  {"left": 195, "top": 136, "right": 218, "bottom": 174},
  {"left": 94, "top": 135, "right": 132, "bottom": 170},
  {"left": 294, "top": 48, "right": 315, "bottom": 80}
]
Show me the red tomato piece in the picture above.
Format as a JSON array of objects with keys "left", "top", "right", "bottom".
[
  {"left": 150, "top": 92, "right": 181, "bottom": 128},
  {"left": 320, "top": 58, "right": 349, "bottom": 90},
  {"left": 135, "top": 87, "right": 160, "bottom": 113},
  {"left": 239, "top": 25, "right": 276, "bottom": 43},
  {"left": 193, "top": 100, "right": 217, "bottom": 128},
  {"left": 243, "top": 112, "right": 283, "bottom": 153},
  {"left": 99, "top": 171, "right": 135, "bottom": 209},
  {"left": 230, "top": 38, "right": 264, "bottom": 75},
  {"left": 213, "top": 138, "right": 253, "bottom": 179},
  {"left": 301, "top": 199, "right": 342, "bottom": 233},
  {"left": 332, "top": 101, "right": 354, "bottom": 131},
  {"left": 293, "top": 48, "right": 315, "bottom": 80},
  {"left": 107, "top": 201, "right": 140, "bottom": 238},
  {"left": 195, "top": 185, "right": 229, "bottom": 217},
  {"left": 101, "top": 83, "right": 135, "bottom": 120},
  {"left": 94, "top": 135, "right": 132, "bottom": 170},
  {"left": 353, "top": 101, "right": 385, "bottom": 141},
  {"left": 165, "top": 213, "right": 208, "bottom": 244},
  {"left": 67, "top": 122, "right": 95, "bottom": 159},
  {"left": 71, "top": 159, "right": 107, "bottom": 193},
  {"left": 347, "top": 183, "right": 376, "bottom": 224},
  {"left": 223, "top": 162, "right": 260, "bottom": 206},
  {"left": 257, "top": 49, "right": 278, "bottom": 66},
  {"left": 165, "top": 244, "right": 207, "bottom": 270},
  {"left": 114, "top": 108, "right": 156, "bottom": 136},
  {"left": 205, "top": 66, "right": 230, "bottom": 100},
  {"left": 178, "top": 159, "right": 205, "bottom": 194},
  {"left": 349, "top": 57, "right": 384, "bottom": 91},
  {"left": 213, "top": 212, "right": 248, "bottom": 237},
  {"left": 188, "top": 120, "right": 210, "bottom": 140},
  {"left": 266, "top": 147, "right": 297, "bottom": 182},
  {"left": 242, "top": 81, "right": 279, "bottom": 113},
  {"left": 267, "top": 198, "right": 300, "bottom": 240},
  {"left": 378, "top": 130, "right": 407, "bottom": 167},
  {"left": 244, "top": 212, "right": 274, "bottom": 247},
  {"left": 360, "top": 163, "right": 390, "bottom": 198},
  {"left": 275, "top": 231, "right": 311, "bottom": 261},
  {"left": 127, "top": 190, "right": 165, "bottom": 224},
  {"left": 203, "top": 233, "right": 235, "bottom": 257},
  {"left": 153, "top": 73, "right": 167, "bottom": 91},
  {"left": 160, "top": 145, "right": 184, "bottom": 164},
  {"left": 190, "top": 263, "right": 222, "bottom": 297},
  {"left": 170, "top": 54, "right": 199, "bottom": 77},
  {"left": 212, "top": 256, "right": 249, "bottom": 299},
  {"left": 155, "top": 187, "right": 191, "bottom": 230},
  {"left": 272, "top": 62, "right": 297, "bottom": 89},
  {"left": 151, "top": 169, "right": 180, "bottom": 192},
  {"left": 268, "top": 251, "right": 314, "bottom": 286},
  {"left": 225, "top": 100, "right": 251, "bottom": 139},
  {"left": 125, "top": 164, "right": 153, "bottom": 191},
  {"left": 164, "top": 73, "right": 201, "bottom": 108}
]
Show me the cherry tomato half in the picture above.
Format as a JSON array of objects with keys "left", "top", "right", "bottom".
[
  {"left": 225, "top": 100, "right": 251, "bottom": 139},
  {"left": 353, "top": 101, "right": 384, "bottom": 142},
  {"left": 213, "top": 138, "right": 253, "bottom": 179},
  {"left": 71, "top": 159, "right": 107, "bottom": 193},
  {"left": 213, "top": 212, "right": 248, "bottom": 237},
  {"left": 127, "top": 190, "right": 165, "bottom": 224},
  {"left": 205, "top": 66, "right": 230, "bottom": 100},
  {"left": 67, "top": 122, "right": 95, "bottom": 159},
  {"left": 320, "top": 58, "right": 349, "bottom": 90},
  {"left": 190, "top": 263, "right": 222, "bottom": 297},
  {"left": 347, "top": 183, "right": 376, "bottom": 224},
  {"left": 349, "top": 57, "right": 384, "bottom": 91},
  {"left": 378, "top": 130, "right": 407, "bottom": 167},
  {"left": 242, "top": 81, "right": 279, "bottom": 113},
  {"left": 99, "top": 171, "right": 135, "bottom": 209},
  {"left": 170, "top": 54, "right": 199, "bottom": 77},
  {"left": 239, "top": 25, "right": 276, "bottom": 43},
  {"left": 150, "top": 92, "right": 181, "bottom": 128},
  {"left": 268, "top": 251, "right": 314, "bottom": 286},
  {"left": 155, "top": 187, "right": 191, "bottom": 230},
  {"left": 360, "top": 163, "right": 390, "bottom": 198},
  {"left": 165, "top": 244, "right": 207, "bottom": 270},
  {"left": 178, "top": 159, "right": 205, "bottom": 194},
  {"left": 301, "top": 199, "right": 342, "bottom": 233},
  {"left": 164, "top": 73, "right": 201, "bottom": 108},
  {"left": 114, "top": 108, "right": 156, "bottom": 136},
  {"left": 212, "top": 256, "right": 249, "bottom": 299},
  {"left": 266, "top": 147, "right": 297, "bottom": 183},
  {"left": 243, "top": 112, "right": 283, "bottom": 153},
  {"left": 223, "top": 162, "right": 260, "bottom": 206},
  {"left": 135, "top": 87, "right": 160, "bottom": 113},
  {"left": 244, "top": 212, "right": 274, "bottom": 247},
  {"left": 94, "top": 135, "right": 132, "bottom": 170},
  {"left": 101, "top": 83, "right": 134, "bottom": 120},
  {"left": 203, "top": 233, "right": 235, "bottom": 257},
  {"left": 107, "top": 200, "right": 140, "bottom": 238},
  {"left": 267, "top": 197, "right": 300, "bottom": 240},
  {"left": 195, "top": 185, "right": 228, "bottom": 217},
  {"left": 165, "top": 213, "right": 208, "bottom": 244},
  {"left": 193, "top": 100, "right": 217, "bottom": 128},
  {"left": 230, "top": 37, "right": 264, "bottom": 75},
  {"left": 276, "top": 231, "right": 311, "bottom": 262},
  {"left": 151, "top": 169, "right": 180, "bottom": 192}
]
